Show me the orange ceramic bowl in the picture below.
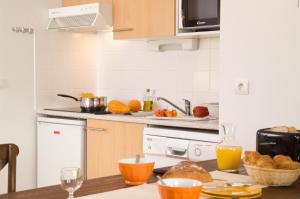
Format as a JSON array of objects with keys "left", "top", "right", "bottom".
[
  {"left": 158, "top": 178, "right": 202, "bottom": 199},
  {"left": 119, "top": 158, "right": 155, "bottom": 185}
]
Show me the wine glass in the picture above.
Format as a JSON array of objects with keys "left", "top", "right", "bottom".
[{"left": 60, "top": 167, "right": 83, "bottom": 199}]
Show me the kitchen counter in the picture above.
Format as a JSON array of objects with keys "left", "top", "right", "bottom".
[{"left": 37, "top": 110, "right": 219, "bottom": 131}]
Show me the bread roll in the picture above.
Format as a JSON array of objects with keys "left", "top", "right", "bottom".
[
  {"left": 276, "top": 161, "right": 300, "bottom": 170},
  {"left": 288, "top": 127, "right": 298, "bottom": 133},
  {"left": 269, "top": 126, "right": 298, "bottom": 133},
  {"left": 243, "top": 151, "right": 300, "bottom": 170},
  {"left": 269, "top": 126, "right": 289, "bottom": 133},
  {"left": 162, "top": 161, "right": 212, "bottom": 183},
  {"left": 274, "top": 155, "right": 300, "bottom": 170},
  {"left": 273, "top": 155, "right": 292, "bottom": 162},
  {"left": 243, "top": 151, "right": 261, "bottom": 165},
  {"left": 256, "top": 155, "right": 275, "bottom": 169}
]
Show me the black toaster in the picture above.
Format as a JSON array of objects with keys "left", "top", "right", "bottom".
[{"left": 257, "top": 128, "right": 300, "bottom": 162}]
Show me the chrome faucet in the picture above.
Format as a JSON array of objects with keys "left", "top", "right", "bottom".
[{"left": 156, "top": 97, "right": 191, "bottom": 116}]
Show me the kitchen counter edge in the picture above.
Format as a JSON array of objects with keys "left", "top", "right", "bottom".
[{"left": 37, "top": 110, "right": 219, "bottom": 131}]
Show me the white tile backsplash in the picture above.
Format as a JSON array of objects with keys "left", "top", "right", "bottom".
[
  {"left": 96, "top": 32, "right": 220, "bottom": 107},
  {"left": 196, "top": 49, "right": 211, "bottom": 70},
  {"left": 193, "top": 71, "right": 211, "bottom": 92},
  {"left": 210, "top": 49, "right": 220, "bottom": 68},
  {"left": 198, "top": 38, "right": 211, "bottom": 49},
  {"left": 210, "top": 70, "right": 220, "bottom": 90},
  {"left": 36, "top": 31, "right": 220, "bottom": 109},
  {"left": 36, "top": 31, "right": 97, "bottom": 109},
  {"left": 210, "top": 37, "right": 220, "bottom": 49}
]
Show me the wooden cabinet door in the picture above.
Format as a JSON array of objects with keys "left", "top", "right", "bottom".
[
  {"left": 87, "top": 119, "right": 146, "bottom": 179},
  {"left": 113, "top": 0, "right": 176, "bottom": 40},
  {"left": 62, "top": 0, "right": 112, "bottom": 7},
  {"left": 112, "top": 0, "right": 137, "bottom": 39}
]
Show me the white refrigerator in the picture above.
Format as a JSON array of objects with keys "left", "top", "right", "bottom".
[{"left": 37, "top": 117, "right": 86, "bottom": 187}]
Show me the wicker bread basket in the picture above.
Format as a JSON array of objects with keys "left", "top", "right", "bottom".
[{"left": 244, "top": 164, "right": 300, "bottom": 186}]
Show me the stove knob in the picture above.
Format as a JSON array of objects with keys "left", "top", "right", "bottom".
[{"left": 194, "top": 147, "right": 202, "bottom": 156}]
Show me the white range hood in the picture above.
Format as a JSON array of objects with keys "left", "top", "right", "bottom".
[{"left": 47, "top": 3, "right": 112, "bottom": 32}]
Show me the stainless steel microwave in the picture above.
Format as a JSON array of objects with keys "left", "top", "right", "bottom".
[{"left": 179, "top": 0, "right": 220, "bottom": 31}]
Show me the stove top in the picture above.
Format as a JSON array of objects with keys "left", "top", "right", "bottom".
[
  {"left": 45, "top": 108, "right": 82, "bottom": 113},
  {"left": 44, "top": 108, "right": 111, "bottom": 115}
]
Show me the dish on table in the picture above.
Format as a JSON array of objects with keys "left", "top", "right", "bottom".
[
  {"left": 161, "top": 161, "right": 262, "bottom": 198},
  {"left": 243, "top": 151, "right": 300, "bottom": 186},
  {"left": 157, "top": 178, "right": 203, "bottom": 199},
  {"left": 202, "top": 185, "right": 262, "bottom": 198},
  {"left": 118, "top": 157, "right": 154, "bottom": 185},
  {"left": 202, "top": 191, "right": 262, "bottom": 199}
]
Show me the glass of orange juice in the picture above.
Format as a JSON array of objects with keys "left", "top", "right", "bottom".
[{"left": 216, "top": 124, "right": 242, "bottom": 172}]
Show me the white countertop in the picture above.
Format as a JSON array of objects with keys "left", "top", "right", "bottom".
[{"left": 37, "top": 110, "right": 219, "bottom": 131}]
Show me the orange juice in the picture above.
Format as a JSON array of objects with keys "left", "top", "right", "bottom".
[{"left": 216, "top": 146, "right": 242, "bottom": 172}]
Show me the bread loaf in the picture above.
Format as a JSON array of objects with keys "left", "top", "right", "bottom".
[{"left": 162, "top": 161, "right": 212, "bottom": 183}]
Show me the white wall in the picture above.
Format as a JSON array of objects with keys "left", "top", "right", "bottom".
[
  {"left": 0, "top": 0, "right": 96, "bottom": 193},
  {"left": 97, "top": 32, "right": 220, "bottom": 108},
  {"left": 0, "top": 0, "right": 63, "bottom": 193},
  {"left": 220, "top": 0, "right": 300, "bottom": 150}
]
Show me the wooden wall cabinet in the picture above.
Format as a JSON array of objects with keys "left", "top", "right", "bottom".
[
  {"left": 62, "top": 0, "right": 111, "bottom": 7},
  {"left": 113, "top": 0, "right": 176, "bottom": 40},
  {"left": 62, "top": 0, "right": 176, "bottom": 40},
  {"left": 86, "top": 119, "right": 146, "bottom": 179}
]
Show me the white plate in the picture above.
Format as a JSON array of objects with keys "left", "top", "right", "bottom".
[
  {"left": 130, "top": 111, "right": 154, "bottom": 117},
  {"left": 146, "top": 115, "right": 216, "bottom": 121}
]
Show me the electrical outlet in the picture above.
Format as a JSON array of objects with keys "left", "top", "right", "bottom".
[{"left": 235, "top": 79, "right": 249, "bottom": 95}]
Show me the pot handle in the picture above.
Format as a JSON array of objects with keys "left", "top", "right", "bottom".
[{"left": 57, "top": 94, "right": 79, "bottom": 101}]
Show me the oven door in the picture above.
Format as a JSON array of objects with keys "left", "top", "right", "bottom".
[{"left": 179, "top": 0, "right": 220, "bottom": 30}]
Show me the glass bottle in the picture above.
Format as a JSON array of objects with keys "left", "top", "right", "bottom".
[
  {"left": 216, "top": 123, "right": 242, "bottom": 173},
  {"left": 143, "top": 89, "right": 153, "bottom": 112}
]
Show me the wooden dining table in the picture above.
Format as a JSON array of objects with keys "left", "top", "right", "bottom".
[{"left": 0, "top": 160, "right": 299, "bottom": 199}]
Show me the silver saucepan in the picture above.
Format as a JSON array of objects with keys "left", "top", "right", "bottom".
[
  {"left": 57, "top": 94, "right": 107, "bottom": 113},
  {"left": 93, "top": 96, "right": 107, "bottom": 112},
  {"left": 57, "top": 94, "right": 95, "bottom": 113}
]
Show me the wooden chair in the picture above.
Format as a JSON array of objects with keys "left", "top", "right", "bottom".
[{"left": 0, "top": 144, "right": 19, "bottom": 193}]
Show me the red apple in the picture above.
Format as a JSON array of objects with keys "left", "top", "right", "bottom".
[{"left": 193, "top": 106, "right": 209, "bottom": 118}]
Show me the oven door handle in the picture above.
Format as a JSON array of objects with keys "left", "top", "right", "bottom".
[{"left": 167, "top": 147, "right": 187, "bottom": 157}]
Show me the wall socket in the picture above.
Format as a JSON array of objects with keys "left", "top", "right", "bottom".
[{"left": 235, "top": 79, "right": 249, "bottom": 95}]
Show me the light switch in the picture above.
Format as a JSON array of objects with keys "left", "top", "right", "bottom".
[{"left": 235, "top": 79, "right": 249, "bottom": 95}]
